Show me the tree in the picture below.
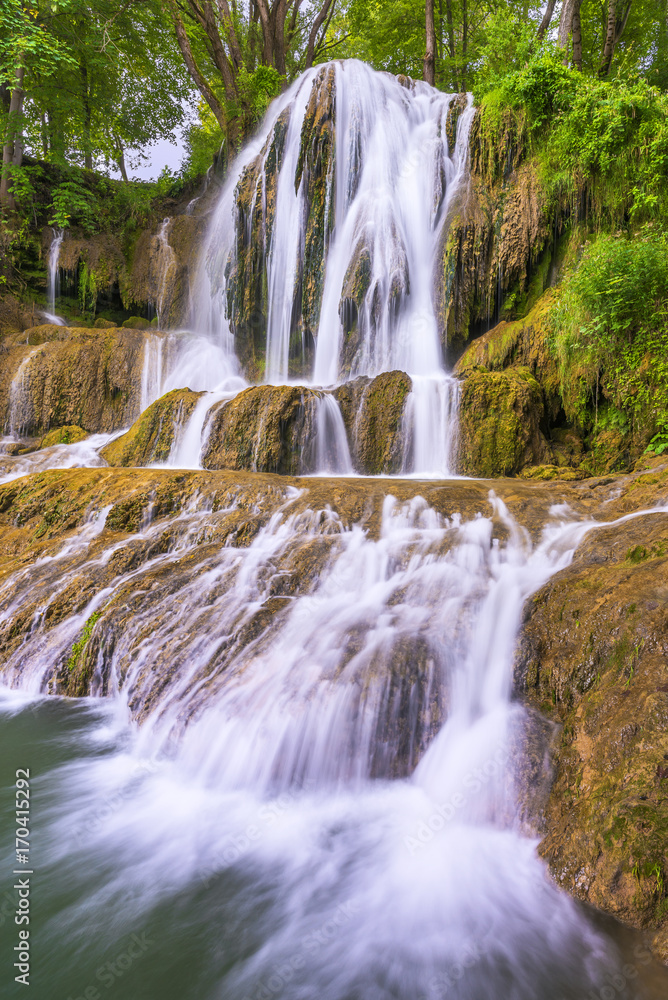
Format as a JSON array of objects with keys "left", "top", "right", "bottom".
[
  {"left": 1, "top": 0, "right": 190, "bottom": 204},
  {"left": 168, "top": 0, "right": 339, "bottom": 148},
  {"left": 425, "top": 0, "right": 436, "bottom": 85},
  {"left": 599, "top": 0, "right": 633, "bottom": 76}
]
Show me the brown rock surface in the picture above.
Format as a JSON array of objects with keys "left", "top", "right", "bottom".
[{"left": 516, "top": 457, "right": 668, "bottom": 960}]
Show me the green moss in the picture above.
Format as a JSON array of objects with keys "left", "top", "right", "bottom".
[
  {"left": 67, "top": 611, "right": 102, "bottom": 672},
  {"left": 39, "top": 425, "right": 88, "bottom": 449},
  {"left": 458, "top": 366, "right": 547, "bottom": 476},
  {"left": 101, "top": 389, "right": 202, "bottom": 468}
]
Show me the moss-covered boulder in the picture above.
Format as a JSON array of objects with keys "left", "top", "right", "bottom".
[
  {"left": 202, "top": 385, "right": 321, "bottom": 475},
  {"left": 458, "top": 366, "right": 551, "bottom": 477},
  {"left": 0, "top": 326, "right": 158, "bottom": 436},
  {"left": 334, "top": 370, "right": 411, "bottom": 475},
  {"left": 122, "top": 316, "right": 152, "bottom": 330},
  {"left": 101, "top": 389, "right": 203, "bottom": 467},
  {"left": 94, "top": 317, "right": 116, "bottom": 329},
  {"left": 515, "top": 481, "right": 668, "bottom": 961},
  {"left": 39, "top": 425, "right": 88, "bottom": 448}
]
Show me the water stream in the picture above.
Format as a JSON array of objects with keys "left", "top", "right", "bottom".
[{"left": 1, "top": 484, "right": 667, "bottom": 998}]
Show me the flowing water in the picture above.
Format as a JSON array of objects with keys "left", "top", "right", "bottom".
[
  {"left": 46, "top": 228, "right": 65, "bottom": 320},
  {"left": 1, "top": 484, "right": 667, "bottom": 998},
  {"left": 2, "top": 62, "right": 668, "bottom": 997},
  {"left": 172, "top": 61, "right": 475, "bottom": 476}
]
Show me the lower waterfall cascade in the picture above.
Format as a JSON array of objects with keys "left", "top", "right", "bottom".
[
  {"left": 1, "top": 475, "right": 667, "bottom": 997},
  {"left": 2, "top": 57, "right": 668, "bottom": 1000}
]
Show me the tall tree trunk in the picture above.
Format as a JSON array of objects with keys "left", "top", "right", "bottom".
[
  {"left": 0, "top": 65, "right": 25, "bottom": 209},
  {"left": 558, "top": 0, "right": 575, "bottom": 54},
  {"left": 537, "top": 0, "right": 558, "bottom": 39},
  {"left": 255, "top": 0, "right": 275, "bottom": 66},
  {"left": 115, "top": 138, "right": 129, "bottom": 183},
  {"left": 169, "top": 4, "right": 229, "bottom": 133},
  {"left": 304, "top": 0, "right": 335, "bottom": 69},
  {"left": 572, "top": 0, "right": 583, "bottom": 70},
  {"left": 81, "top": 62, "right": 93, "bottom": 170},
  {"left": 424, "top": 0, "right": 436, "bottom": 86},
  {"left": 599, "top": 0, "right": 633, "bottom": 77},
  {"left": 444, "top": 0, "right": 457, "bottom": 89},
  {"left": 272, "top": 0, "right": 289, "bottom": 76},
  {"left": 461, "top": 0, "right": 468, "bottom": 91}
]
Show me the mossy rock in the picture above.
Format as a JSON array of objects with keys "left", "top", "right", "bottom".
[
  {"left": 516, "top": 506, "right": 668, "bottom": 958},
  {"left": 39, "top": 425, "right": 88, "bottom": 449},
  {"left": 334, "top": 370, "right": 411, "bottom": 475},
  {"left": 458, "top": 365, "right": 551, "bottom": 477},
  {"left": 202, "top": 385, "right": 321, "bottom": 475},
  {"left": 0, "top": 326, "right": 156, "bottom": 436},
  {"left": 122, "top": 316, "right": 152, "bottom": 330},
  {"left": 93, "top": 318, "right": 116, "bottom": 329},
  {"left": 101, "top": 388, "right": 203, "bottom": 467}
]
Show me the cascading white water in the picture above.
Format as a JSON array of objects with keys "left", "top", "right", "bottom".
[
  {"left": 42, "top": 227, "right": 67, "bottom": 326},
  {"left": 153, "top": 218, "right": 178, "bottom": 329},
  {"left": 315, "top": 394, "right": 354, "bottom": 475},
  {"left": 1, "top": 487, "right": 665, "bottom": 998},
  {"left": 191, "top": 61, "right": 475, "bottom": 476},
  {"left": 47, "top": 228, "right": 64, "bottom": 314}
]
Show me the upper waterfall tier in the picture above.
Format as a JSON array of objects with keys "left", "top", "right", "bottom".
[{"left": 194, "top": 60, "right": 474, "bottom": 387}]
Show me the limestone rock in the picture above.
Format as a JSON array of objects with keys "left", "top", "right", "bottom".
[
  {"left": 516, "top": 479, "right": 668, "bottom": 956},
  {"left": 458, "top": 366, "right": 551, "bottom": 477},
  {"left": 101, "top": 389, "right": 203, "bottom": 467},
  {"left": 0, "top": 326, "right": 158, "bottom": 435},
  {"left": 334, "top": 370, "right": 411, "bottom": 475},
  {"left": 202, "top": 385, "right": 321, "bottom": 475}
]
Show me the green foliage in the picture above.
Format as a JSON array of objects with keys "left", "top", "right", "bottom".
[
  {"left": 66, "top": 611, "right": 101, "bottom": 672},
  {"left": 645, "top": 420, "right": 668, "bottom": 456},
  {"left": 48, "top": 176, "right": 99, "bottom": 233},
  {"left": 549, "top": 227, "right": 668, "bottom": 441},
  {"left": 182, "top": 103, "right": 225, "bottom": 180}
]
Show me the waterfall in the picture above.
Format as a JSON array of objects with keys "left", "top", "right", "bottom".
[
  {"left": 154, "top": 218, "right": 178, "bottom": 329},
  {"left": 315, "top": 394, "right": 354, "bottom": 474},
  {"left": 191, "top": 61, "right": 475, "bottom": 477},
  {"left": 43, "top": 228, "right": 67, "bottom": 326},
  {"left": 1, "top": 485, "right": 665, "bottom": 996},
  {"left": 139, "top": 333, "right": 164, "bottom": 411}
]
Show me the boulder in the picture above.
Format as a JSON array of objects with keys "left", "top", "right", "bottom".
[
  {"left": 101, "top": 388, "right": 203, "bottom": 467},
  {"left": 202, "top": 385, "right": 321, "bottom": 475},
  {"left": 457, "top": 366, "right": 551, "bottom": 477},
  {"left": 334, "top": 370, "right": 411, "bottom": 475}
]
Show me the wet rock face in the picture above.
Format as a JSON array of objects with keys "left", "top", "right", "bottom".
[
  {"left": 202, "top": 385, "right": 321, "bottom": 475},
  {"left": 437, "top": 105, "right": 552, "bottom": 354},
  {"left": 516, "top": 463, "right": 668, "bottom": 960},
  {"left": 127, "top": 215, "right": 208, "bottom": 328},
  {"left": 126, "top": 371, "right": 412, "bottom": 477},
  {"left": 457, "top": 366, "right": 551, "bottom": 477},
  {"left": 334, "top": 370, "right": 411, "bottom": 475},
  {"left": 101, "top": 389, "right": 203, "bottom": 467},
  {"left": 225, "top": 65, "right": 336, "bottom": 381},
  {"left": 0, "top": 326, "right": 158, "bottom": 436}
]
